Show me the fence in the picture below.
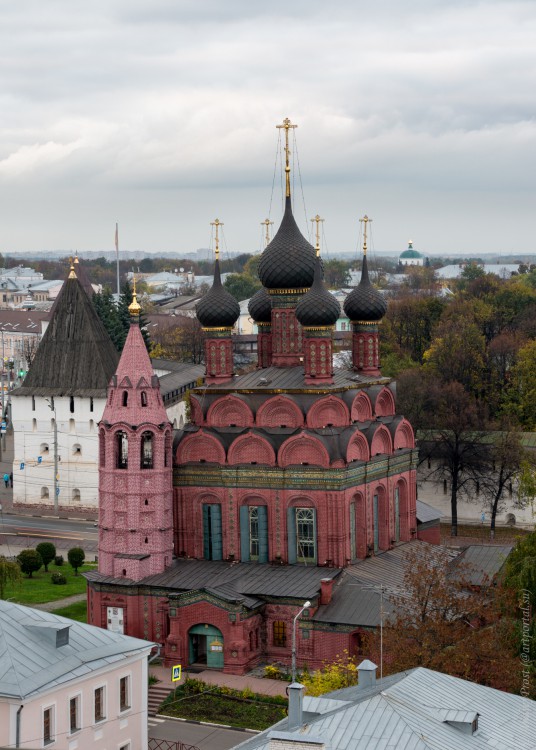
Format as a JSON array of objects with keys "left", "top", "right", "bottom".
[{"left": 148, "top": 740, "right": 200, "bottom": 750}]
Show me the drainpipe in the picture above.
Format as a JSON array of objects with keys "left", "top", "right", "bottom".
[{"left": 16, "top": 704, "right": 23, "bottom": 748}]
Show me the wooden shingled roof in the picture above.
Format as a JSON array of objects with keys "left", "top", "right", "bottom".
[{"left": 13, "top": 274, "right": 119, "bottom": 397}]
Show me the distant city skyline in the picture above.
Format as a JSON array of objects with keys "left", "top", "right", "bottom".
[{"left": 1, "top": 1, "right": 535, "bottom": 256}]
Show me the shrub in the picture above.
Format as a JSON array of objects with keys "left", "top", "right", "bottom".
[
  {"left": 17, "top": 549, "right": 43, "bottom": 578},
  {"left": 36, "top": 542, "right": 56, "bottom": 572},
  {"left": 54, "top": 555, "right": 64, "bottom": 566},
  {"left": 67, "top": 547, "right": 85, "bottom": 575},
  {"left": 51, "top": 572, "right": 67, "bottom": 585}
]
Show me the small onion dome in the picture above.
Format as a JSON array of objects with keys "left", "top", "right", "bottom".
[
  {"left": 248, "top": 286, "right": 272, "bottom": 323},
  {"left": 258, "top": 197, "right": 317, "bottom": 290},
  {"left": 196, "top": 258, "right": 240, "bottom": 328},
  {"left": 296, "top": 256, "right": 340, "bottom": 327},
  {"left": 343, "top": 254, "right": 387, "bottom": 322}
]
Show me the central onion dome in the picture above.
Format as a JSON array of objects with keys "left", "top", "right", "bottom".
[
  {"left": 343, "top": 253, "right": 387, "bottom": 322},
  {"left": 248, "top": 286, "right": 271, "bottom": 323},
  {"left": 258, "top": 197, "right": 317, "bottom": 290},
  {"left": 196, "top": 258, "right": 240, "bottom": 328},
  {"left": 296, "top": 254, "right": 340, "bottom": 327}
]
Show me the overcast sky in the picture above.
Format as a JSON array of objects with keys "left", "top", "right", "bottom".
[{"left": 1, "top": 0, "right": 535, "bottom": 258}]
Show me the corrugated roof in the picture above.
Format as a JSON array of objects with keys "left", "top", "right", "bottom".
[
  {"left": 416, "top": 499, "right": 442, "bottom": 523},
  {"left": 450, "top": 544, "right": 513, "bottom": 586},
  {"left": 87, "top": 558, "right": 341, "bottom": 603},
  {"left": 0, "top": 600, "right": 153, "bottom": 700},
  {"left": 233, "top": 667, "right": 536, "bottom": 750}
]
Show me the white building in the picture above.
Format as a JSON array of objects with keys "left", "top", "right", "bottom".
[
  {"left": 11, "top": 268, "right": 119, "bottom": 511},
  {"left": 0, "top": 600, "right": 153, "bottom": 750},
  {"left": 399, "top": 240, "right": 425, "bottom": 266}
]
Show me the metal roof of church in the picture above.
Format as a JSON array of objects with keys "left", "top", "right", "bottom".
[
  {"left": 12, "top": 274, "right": 119, "bottom": 397},
  {"left": 85, "top": 558, "right": 341, "bottom": 602}
]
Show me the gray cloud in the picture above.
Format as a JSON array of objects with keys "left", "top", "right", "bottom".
[{"left": 0, "top": 0, "right": 535, "bottom": 255}]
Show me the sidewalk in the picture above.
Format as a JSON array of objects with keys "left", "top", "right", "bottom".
[{"left": 149, "top": 664, "right": 288, "bottom": 697}]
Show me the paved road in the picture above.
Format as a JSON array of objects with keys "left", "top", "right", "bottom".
[
  {"left": 148, "top": 716, "right": 253, "bottom": 750},
  {"left": 0, "top": 513, "right": 98, "bottom": 541}
]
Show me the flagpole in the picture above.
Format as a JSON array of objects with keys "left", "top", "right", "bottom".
[{"left": 115, "top": 222, "right": 120, "bottom": 302}]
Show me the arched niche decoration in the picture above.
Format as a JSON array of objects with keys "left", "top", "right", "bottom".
[
  {"left": 306, "top": 396, "right": 350, "bottom": 429},
  {"left": 370, "top": 425, "right": 393, "bottom": 456},
  {"left": 189, "top": 397, "right": 204, "bottom": 426},
  {"left": 279, "top": 433, "right": 330, "bottom": 468},
  {"left": 375, "top": 387, "right": 395, "bottom": 417},
  {"left": 351, "top": 392, "right": 373, "bottom": 422},
  {"left": 352, "top": 492, "right": 367, "bottom": 559},
  {"left": 228, "top": 433, "right": 276, "bottom": 466},
  {"left": 346, "top": 432, "right": 370, "bottom": 463},
  {"left": 207, "top": 395, "right": 253, "bottom": 428},
  {"left": 393, "top": 419, "right": 415, "bottom": 449},
  {"left": 176, "top": 431, "right": 226, "bottom": 465},
  {"left": 256, "top": 396, "right": 303, "bottom": 429}
]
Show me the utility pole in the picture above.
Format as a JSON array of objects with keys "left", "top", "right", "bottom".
[
  {"left": 46, "top": 398, "right": 59, "bottom": 514},
  {"left": 291, "top": 600, "right": 311, "bottom": 682}
]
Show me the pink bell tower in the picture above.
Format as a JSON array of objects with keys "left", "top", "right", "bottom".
[{"left": 97, "top": 284, "right": 174, "bottom": 581}]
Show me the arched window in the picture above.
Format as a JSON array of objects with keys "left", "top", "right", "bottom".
[
  {"left": 99, "top": 430, "right": 106, "bottom": 467},
  {"left": 70, "top": 396, "right": 74, "bottom": 413},
  {"left": 32, "top": 418, "right": 37, "bottom": 432},
  {"left": 141, "top": 391, "right": 148, "bottom": 407},
  {"left": 90, "top": 397, "right": 94, "bottom": 412},
  {"left": 41, "top": 487, "right": 49, "bottom": 499},
  {"left": 288, "top": 506, "right": 317, "bottom": 564},
  {"left": 69, "top": 418, "right": 75, "bottom": 434},
  {"left": 40, "top": 443, "right": 49, "bottom": 454},
  {"left": 32, "top": 396, "right": 35, "bottom": 411},
  {"left": 141, "top": 432, "right": 153, "bottom": 469},
  {"left": 72, "top": 488, "right": 81, "bottom": 501},
  {"left": 116, "top": 431, "right": 128, "bottom": 469},
  {"left": 72, "top": 443, "right": 81, "bottom": 456},
  {"left": 164, "top": 432, "right": 171, "bottom": 468},
  {"left": 122, "top": 391, "right": 128, "bottom": 407}
]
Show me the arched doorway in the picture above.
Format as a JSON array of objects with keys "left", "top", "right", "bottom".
[{"left": 188, "top": 624, "right": 224, "bottom": 669}]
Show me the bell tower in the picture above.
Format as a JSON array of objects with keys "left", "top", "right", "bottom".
[{"left": 97, "top": 281, "right": 174, "bottom": 581}]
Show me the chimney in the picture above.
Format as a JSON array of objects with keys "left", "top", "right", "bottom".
[
  {"left": 287, "top": 682, "right": 305, "bottom": 730},
  {"left": 357, "top": 659, "right": 377, "bottom": 690},
  {"left": 320, "top": 578, "right": 334, "bottom": 605}
]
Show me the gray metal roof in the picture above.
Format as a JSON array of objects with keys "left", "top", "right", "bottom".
[
  {"left": 86, "top": 558, "right": 341, "bottom": 603},
  {"left": 0, "top": 600, "right": 154, "bottom": 700},
  {"left": 233, "top": 667, "right": 536, "bottom": 750},
  {"left": 416, "top": 499, "right": 442, "bottom": 524},
  {"left": 450, "top": 544, "right": 513, "bottom": 586}
]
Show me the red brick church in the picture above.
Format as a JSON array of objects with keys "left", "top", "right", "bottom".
[{"left": 86, "top": 124, "right": 420, "bottom": 673}]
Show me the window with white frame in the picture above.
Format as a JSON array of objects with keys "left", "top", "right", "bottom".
[
  {"left": 120, "top": 675, "right": 131, "bottom": 712},
  {"left": 43, "top": 706, "right": 54, "bottom": 745},
  {"left": 69, "top": 695, "right": 81, "bottom": 733},
  {"left": 94, "top": 686, "right": 106, "bottom": 722}
]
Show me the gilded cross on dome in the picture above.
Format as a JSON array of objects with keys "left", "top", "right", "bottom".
[
  {"left": 276, "top": 117, "right": 298, "bottom": 197},
  {"left": 210, "top": 218, "right": 224, "bottom": 260},
  {"left": 311, "top": 214, "right": 324, "bottom": 257},
  {"left": 261, "top": 218, "right": 273, "bottom": 248},
  {"left": 359, "top": 214, "right": 372, "bottom": 256}
]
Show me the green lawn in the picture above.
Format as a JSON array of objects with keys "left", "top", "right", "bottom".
[
  {"left": 159, "top": 679, "right": 288, "bottom": 731},
  {"left": 4, "top": 562, "right": 96, "bottom": 604},
  {"left": 51, "top": 600, "right": 88, "bottom": 622}
]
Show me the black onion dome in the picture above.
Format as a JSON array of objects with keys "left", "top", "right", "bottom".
[
  {"left": 196, "top": 258, "right": 240, "bottom": 327},
  {"left": 296, "top": 256, "right": 340, "bottom": 327},
  {"left": 343, "top": 254, "right": 387, "bottom": 322},
  {"left": 258, "top": 197, "right": 317, "bottom": 290},
  {"left": 248, "top": 286, "right": 272, "bottom": 322}
]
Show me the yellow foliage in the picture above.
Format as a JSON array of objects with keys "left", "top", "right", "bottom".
[{"left": 301, "top": 651, "right": 358, "bottom": 697}]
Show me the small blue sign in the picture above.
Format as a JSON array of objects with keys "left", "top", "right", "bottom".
[
  {"left": 37, "top": 456, "right": 42, "bottom": 464},
  {"left": 1, "top": 422, "right": 6, "bottom": 429},
  {"left": 20, "top": 462, "right": 24, "bottom": 470},
  {"left": 56, "top": 487, "right": 60, "bottom": 495}
]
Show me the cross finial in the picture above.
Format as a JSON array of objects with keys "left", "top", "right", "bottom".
[
  {"left": 276, "top": 117, "right": 298, "bottom": 197},
  {"left": 211, "top": 218, "right": 224, "bottom": 260},
  {"left": 261, "top": 218, "right": 273, "bottom": 248},
  {"left": 128, "top": 273, "right": 141, "bottom": 317},
  {"left": 311, "top": 214, "right": 324, "bottom": 257},
  {"left": 359, "top": 214, "right": 372, "bottom": 257}
]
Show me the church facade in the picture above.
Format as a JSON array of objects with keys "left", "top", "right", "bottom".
[{"left": 87, "top": 123, "right": 418, "bottom": 673}]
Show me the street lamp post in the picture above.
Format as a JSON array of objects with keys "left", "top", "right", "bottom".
[
  {"left": 46, "top": 399, "right": 59, "bottom": 514},
  {"left": 291, "top": 600, "right": 311, "bottom": 683}
]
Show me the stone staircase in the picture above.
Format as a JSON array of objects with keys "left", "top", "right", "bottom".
[{"left": 148, "top": 684, "right": 174, "bottom": 716}]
